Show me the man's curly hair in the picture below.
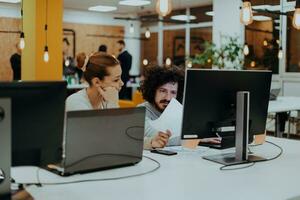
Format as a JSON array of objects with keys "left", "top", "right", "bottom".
[{"left": 140, "top": 65, "right": 185, "bottom": 104}]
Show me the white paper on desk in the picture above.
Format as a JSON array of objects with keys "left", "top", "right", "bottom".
[{"left": 148, "top": 98, "right": 183, "bottom": 144}]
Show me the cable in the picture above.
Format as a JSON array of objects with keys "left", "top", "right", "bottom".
[
  {"left": 259, "top": 140, "right": 283, "bottom": 162},
  {"left": 220, "top": 162, "right": 255, "bottom": 171},
  {"left": 16, "top": 155, "right": 160, "bottom": 186},
  {"left": 219, "top": 140, "right": 283, "bottom": 171}
]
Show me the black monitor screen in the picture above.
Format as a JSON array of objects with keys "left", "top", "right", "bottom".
[
  {"left": 0, "top": 81, "right": 67, "bottom": 167},
  {"left": 181, "top": 69, "right": 271, "bottom": 142}
]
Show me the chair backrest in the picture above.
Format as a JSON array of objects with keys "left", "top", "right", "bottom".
[
  {"left": 132, "top": 91, "right": 144, "bottom": 105},
  {"left": 118, "top": 100, "right": 135, "bottom": 108}
]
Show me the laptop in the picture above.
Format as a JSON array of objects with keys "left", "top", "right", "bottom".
[
  {"left": 270, "top": 88, "right": 281, "bottom": 101},
  {"left": 48, "top": 107, "right": 145, "bottom": 176}
]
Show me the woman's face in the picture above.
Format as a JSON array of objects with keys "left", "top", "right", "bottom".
[{"left": 100, "top": 64, "right": 124, "bottom": 91}]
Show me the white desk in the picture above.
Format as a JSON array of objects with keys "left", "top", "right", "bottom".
[
  {"left": 268, "top": 96, "right": 300, "bottom": 137},
  {"left": 268, "top": 96, "right": 300, "bottom": 113},
  {"left": 12, "top": 137, "right": 300, "bottom": 200}
]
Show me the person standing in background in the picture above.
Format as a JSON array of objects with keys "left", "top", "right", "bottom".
[
  {"left": 10, "top": 43, "right": 21, "bottom": 80},
  {"left": 117, "top": 40, "right": 132, "bottom": 100}
]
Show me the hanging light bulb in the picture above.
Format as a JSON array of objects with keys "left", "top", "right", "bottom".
[
  {"left": 145, "top": 28, "right": 151, "bottom": 39},
  {"left": 19, "top": 0, "right": 25, "bottom": 50},
  {"left": 156, "top": 0, "right": 172, "bottom": 17},
  {"left": 43, "top": 46, "right": 49, "bottom": 63},
  {"left": 243, "top": 43, "right": 249, "bottom": 56},
  {"left": 165, "top": 57, "right": 172, "bottom": 66},
  {"left": 19, "top": 32, "right": 25, "bottom": 50},
  {"left": 129, "top": 23, "right": 134, "bottom": 34},
  {"left": 65, "top": 58, "right": 70, "bottom": 67},
  {"left": 240, "top": 1, "right": 253, "bottom": 25},
  {"left": 143, "top": 59, "right": 149, "bottom": 66},
  {"left": 278, "top": 47, "right": 283, "bottom": 59},
  {"left": 263, "top": 39, "right": 268, "bottom": 47},
  {"left": 187, "top": 60, "right": 192, "bottom": 68},
  {"left": 250, "top": 61, "right": 256, "bottom": 67},
  {"left": 293, "top": 0, "right": 300, "bottom": 30}
]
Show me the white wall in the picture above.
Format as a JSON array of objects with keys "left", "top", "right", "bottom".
[
  {"left": 213, "top": 0, "right": 244, "bottom": 47},
  {"left": 0, "top": 4, "right": 20, "bottom": 18}
]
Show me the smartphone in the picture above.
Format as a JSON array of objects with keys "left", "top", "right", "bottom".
[{"left": 150, "top": 149, "right": 177, "bottom": 156}]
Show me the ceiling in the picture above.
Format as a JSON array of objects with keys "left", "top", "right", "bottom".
[{"left": 63, "top": 0, "right": 213, "bottom": 15}]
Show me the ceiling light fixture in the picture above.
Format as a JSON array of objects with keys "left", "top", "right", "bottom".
[
  {"left": 240, "top": 1, "right": 253, "bottom": 25},
  {"left": 19, "top": 0, "right": 25, "bottom": 50},
  {"left": 143, "top": 59, "right": 149, "bottom": 66},
  {"left": 243, "top": 43, "right": 249, "bottom": 56},
  {"left": 205, "top": 11, "right": 214, "bottom": 16},
  {"left": 43, "top": 0, "right": 49, "bottom": 63},
  {"left": 129, "top": 23, "right": 134, "bottom": 34},
  {"left": 0, "top": 0, "right": 20, "bottom": 3},
  {"left": 119, "top": 0, "right": 151, "bottom": 6},
  {"left": 293, "top": 0, "right": 300, "bottom": 30},
  {"left": 278, "top": 47, "right": 283, "bottom": 59},
  {"left": 145, "top": 28, "right": 151, "bottom": 38},
  {"left": 170, "top": 15, "right": 196, "bottom": 21},
  {"left": 165, "top": 57, "right": 172, "bottom": 66},
  {"left": 252, "top": 15, "right": 272, "bottom": 21},
  {"left": 156, "top": 0, "right": 172, "bottom": 17},
  {"left": 88, "top": 5, "right": 117, "bottom": 12}
]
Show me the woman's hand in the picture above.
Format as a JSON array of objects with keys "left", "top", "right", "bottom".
[
  {"left": 97, "top": 86, "right": 119, "bottom": 107},
  {"left": 151, "top": 130, "right": 172, "bottom": 149}
]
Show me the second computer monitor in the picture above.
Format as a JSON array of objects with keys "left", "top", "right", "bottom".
[
  {"left": 0, "top": 81, "right": 67, "bottom": 167},
  {"left": 181, "top": 69, "right": 272, "bottom": 142}
]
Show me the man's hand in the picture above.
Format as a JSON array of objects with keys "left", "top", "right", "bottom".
[{"left": 151, "top": 130, "right": 172, "bottom": 148}]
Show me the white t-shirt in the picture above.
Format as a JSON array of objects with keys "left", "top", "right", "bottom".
[
  {"left": 66, "top": 89, "right": 119, "bottom": 111},
  {"left": 66, "top": 89, "right": 95, "bottom": 111}
]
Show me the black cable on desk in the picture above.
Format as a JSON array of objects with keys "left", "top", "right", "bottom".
[
  {"left": 219, "top": 140, "right": 283, "bottom": 171},
  {"left": 19, "top": 155, "right": 160, "bottom": 186}
]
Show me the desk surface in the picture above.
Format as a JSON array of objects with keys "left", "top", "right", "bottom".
[
  {"left": 268, "top": 96, "right": 300, "bottom": 113},
  {"left": 12, "top": 137, "right": 300, "bottom": 200}
]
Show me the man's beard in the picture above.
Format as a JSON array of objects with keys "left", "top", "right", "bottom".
[{"left": 154, "top": 99, "right": 170, "bottom": 113}]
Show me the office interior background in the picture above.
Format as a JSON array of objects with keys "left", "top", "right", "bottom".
[
  {"left": 1, "top": 0, "right": 300, "bottom": 134},
  {"left": 1, "top": 0, "right": 300, "bottom": 199}
]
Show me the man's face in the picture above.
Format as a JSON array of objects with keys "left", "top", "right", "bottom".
[
  {"left": 154, "top": 82, "right": 178, "bottom": 112},
  {"left": 117, "top": 43, "right": 124, "bottom": 52}
]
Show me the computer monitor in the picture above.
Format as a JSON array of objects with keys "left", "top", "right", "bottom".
[
  {"left": 0, "top": 81, "right": 67, "bottom": 167},
  {"left": 0, "top": 99, "right": 11, "bottom": 198},
  {"left": 181, "top": 69, "right": 272, "bottom": 165}
]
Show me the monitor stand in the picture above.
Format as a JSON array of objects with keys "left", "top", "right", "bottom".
[
  {"left": 203, "top": 91, "right": 267, "bottom": 165},
  {"left": 0, "top": 98, "right": 11, "bottom": 198}
]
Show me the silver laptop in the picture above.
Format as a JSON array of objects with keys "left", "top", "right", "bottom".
[{"left": 48, "top": 107, "right": 145, "bottom": 176}]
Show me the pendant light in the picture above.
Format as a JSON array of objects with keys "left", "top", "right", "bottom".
[
  {"left": 145, "top": 28, "right": 151, "bottom": 38},
  {"left": 293, "top": 0, "right": 300, "bottom": 30},
  {"left": 156, "top": 0, "right": 172, "bottom": 17},
  {"left": 243, "top": 43, "right": 249, "bottom": 56},
  {"left": 240, "top": 1, "right": 253, "bottom": 25},
  {"left": 19, "top": 0, "right": 25, "bottom": 50},
  {"left": 129, "top": 23, "right": 134, "bottom": 34},
  {"left": 278, "top": 47, "right": 283, "bottom": 59},
  {"left": 43, "top": 0, "right": 49, "bottom": 63}
]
